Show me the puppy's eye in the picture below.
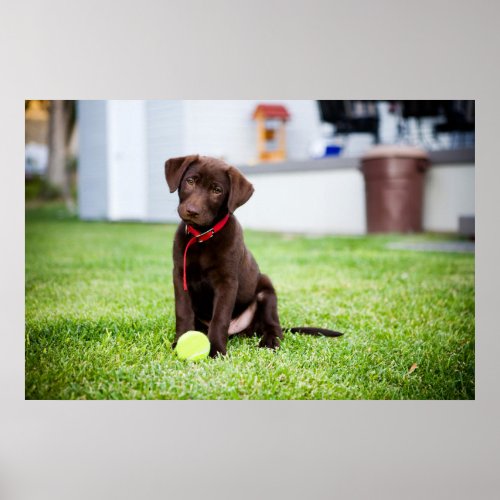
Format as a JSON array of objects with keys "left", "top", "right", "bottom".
[
  {"left": 186, "top": 177, "right": 195, "bottom": 186},
  {"left": 212, "top": 186, "right": 223, "bottom": 195}
]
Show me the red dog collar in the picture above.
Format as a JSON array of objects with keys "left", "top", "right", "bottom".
[{"left": 182, "top": 213, "right": 231, "bottom": 291}]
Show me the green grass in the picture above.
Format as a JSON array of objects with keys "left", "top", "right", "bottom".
[{"left": 25, "top": 204, "right": 475, "bottom": 399}]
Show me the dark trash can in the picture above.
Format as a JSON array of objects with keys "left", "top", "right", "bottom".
[{"left": 360, "top": 145, "right": 429, "bottom": 233}]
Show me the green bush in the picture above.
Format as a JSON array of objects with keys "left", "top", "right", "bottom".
[{"left": 25, "top": 175, "right": 62, "bottom": 201}]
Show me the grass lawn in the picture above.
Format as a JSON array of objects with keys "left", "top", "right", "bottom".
[{"left": 25, "top": 204, "right": 475, "bottom": 399}]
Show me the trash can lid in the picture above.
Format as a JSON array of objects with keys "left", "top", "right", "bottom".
[{"left": 362, "top": 145, "right": 429, "bottom": 161}]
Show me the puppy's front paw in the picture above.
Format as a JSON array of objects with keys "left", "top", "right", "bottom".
[
  {"left": 209, "top": 342, "right": 227, "bottom": 358},
  {"left": 258, "top": 335, "right": 281, "bottom": 350}
]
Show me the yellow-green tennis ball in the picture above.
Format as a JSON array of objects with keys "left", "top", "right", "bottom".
[{"left": 175, "top": 331, "right": 210, "bottom": 361}]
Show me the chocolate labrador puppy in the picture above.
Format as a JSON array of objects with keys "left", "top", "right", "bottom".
[{"left": 165, "top": 155, "right": 342, "bottom": 357}]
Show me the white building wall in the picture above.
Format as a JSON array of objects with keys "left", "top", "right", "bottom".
[
  {"left": 107, "top": 100, "right": 147, "bottom": 221},
  {"left": 237, "top": 168, "right": 366, "bottom": 234},
  {"left": 78, "top": 100, "right": 108, "bottom": 219},
  {"left": 145, "top": 100, "right": 185, "bottom": 222},
  {"left": 423, "top": 164, "right": 475, "bottom": 233}
]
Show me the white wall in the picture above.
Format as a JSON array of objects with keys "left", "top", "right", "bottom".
[
  {"left": 107, "top": 101, "right": 147, "bottom": 221},
  {"left": 423, "top": 164, "right": 475, "bottom": 232},
  {"left": 79, "top": 100, "right": 148, "bottom": 221},
  {"left": 237, "top": 168, "right": 366, "bottom": 234},
  {"left": 78, "top": 100, "right": 108, "bottom": 219},
  {"left": 145, "top": 101, "right": 185, "bottom": 222}
]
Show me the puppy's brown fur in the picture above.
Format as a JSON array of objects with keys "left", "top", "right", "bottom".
[{"left": 165, "top": 155, "right": 341, "bottom": 357}]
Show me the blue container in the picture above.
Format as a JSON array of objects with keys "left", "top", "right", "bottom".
[{"left": 325, "top": 145, "right": 342, "bottom": 156}]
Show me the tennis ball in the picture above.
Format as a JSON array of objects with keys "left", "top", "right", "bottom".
[{"left": 175, "top": 330, "right": 210, "bottom": 361}]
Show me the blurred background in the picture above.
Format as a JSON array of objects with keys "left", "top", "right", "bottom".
[{"left": 25, "top": 100, "right": 475, "bottom": 236}]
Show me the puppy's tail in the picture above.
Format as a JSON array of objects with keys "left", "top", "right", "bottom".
[{"left": 286, "top": 327, "right": 343, "bottom": 337}]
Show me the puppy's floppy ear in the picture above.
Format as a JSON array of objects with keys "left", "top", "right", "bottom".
[
  {"left": 164, "top": 155, "right": 199, "bottom": 193},
  {"left": 227, "top": 166, "right": 254, "bottom": 213}
]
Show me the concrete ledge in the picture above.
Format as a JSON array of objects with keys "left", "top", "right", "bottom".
[
  {"left": 428, "top": 148, "right": 474, "bottom": 165},
  {"left": 238, "top": 156, "right": 358, "bottom": 175},
  {"left": 237, "top": 147, "right": 474, "bottom": 175}
]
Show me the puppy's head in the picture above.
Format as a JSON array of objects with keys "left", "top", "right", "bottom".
[{"left": 165, "top": 155, "right": 254, "bottom": 227}]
